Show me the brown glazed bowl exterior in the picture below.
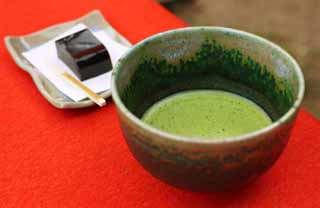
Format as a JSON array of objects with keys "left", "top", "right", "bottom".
[{"left": 111, "top": 27, "right": 305, "bottom": 192}]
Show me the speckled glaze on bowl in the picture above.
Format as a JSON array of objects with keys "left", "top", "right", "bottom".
[{"left": 111, "top": 27, "right": 305, "bottom": 192}]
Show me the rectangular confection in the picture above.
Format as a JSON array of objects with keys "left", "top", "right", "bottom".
[{"left": 55, "top": 29, "right": 112, "bottom": 81}]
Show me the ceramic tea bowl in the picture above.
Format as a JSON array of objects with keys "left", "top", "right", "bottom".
[{"left": 111, "top": 27, "right": 305, "bottom": 192}]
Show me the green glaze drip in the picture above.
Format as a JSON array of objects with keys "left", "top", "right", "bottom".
[
  {"left": 142, "top": 90, "right": 272, "bottom": 138},
  {"left": 121, "top": 39, "right": 294, "bottom": 118}
]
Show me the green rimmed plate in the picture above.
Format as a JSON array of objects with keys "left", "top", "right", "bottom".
[{"left": 5, "top": 10, "right": 131, "bottom": 109}]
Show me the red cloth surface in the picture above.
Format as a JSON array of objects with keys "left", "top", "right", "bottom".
[{"left": 0, "top": 0, "right": 319, "bottom": 207}]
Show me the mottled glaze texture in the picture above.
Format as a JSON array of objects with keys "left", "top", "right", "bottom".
[{"left": 112, "top": 27, "right": 304, "bottom": 191}]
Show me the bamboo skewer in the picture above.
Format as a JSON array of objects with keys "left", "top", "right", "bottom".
[
  {"left": 45, "top": 59, "right": 106, "bottom": 107},
  {"left": 61, "top": 72, "right": 106, "bottom": 107}
]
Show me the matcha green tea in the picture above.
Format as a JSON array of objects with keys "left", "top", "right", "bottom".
[{"left": 142, "top": 90, "right": 272, "bottom": 138}]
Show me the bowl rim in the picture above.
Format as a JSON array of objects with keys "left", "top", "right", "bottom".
[{"left": 111, "top": 26, "right": 305, "bottom": 144}]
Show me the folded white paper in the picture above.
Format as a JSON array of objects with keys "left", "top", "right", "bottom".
[{"left": 22, "top": 24, "right": 130, "bottom": 101}]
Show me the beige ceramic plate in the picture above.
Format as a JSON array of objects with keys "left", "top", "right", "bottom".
[{"left": 5, "top": 10, "right": 131, "bottom": 109}]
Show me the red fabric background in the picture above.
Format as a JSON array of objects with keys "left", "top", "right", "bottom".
[{"left": 0, "top": 0, "right": 319, "bottom": 207}]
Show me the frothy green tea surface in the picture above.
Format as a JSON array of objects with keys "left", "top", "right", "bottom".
[{"left": 142, "top": 90, "right": 272, "bottom": 139}]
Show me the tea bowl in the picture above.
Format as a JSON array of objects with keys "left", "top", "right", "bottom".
[{"left": 111, "top": 27, "right": 305, "bottom": 192}]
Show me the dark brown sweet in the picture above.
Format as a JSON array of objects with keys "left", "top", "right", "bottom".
[{"left": 55, "top": 29, "right": 112, "bottom": 81}]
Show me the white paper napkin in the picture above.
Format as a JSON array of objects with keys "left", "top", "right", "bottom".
[{"left": 22, "top": 24, "right": 130, "bottom": 101}]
